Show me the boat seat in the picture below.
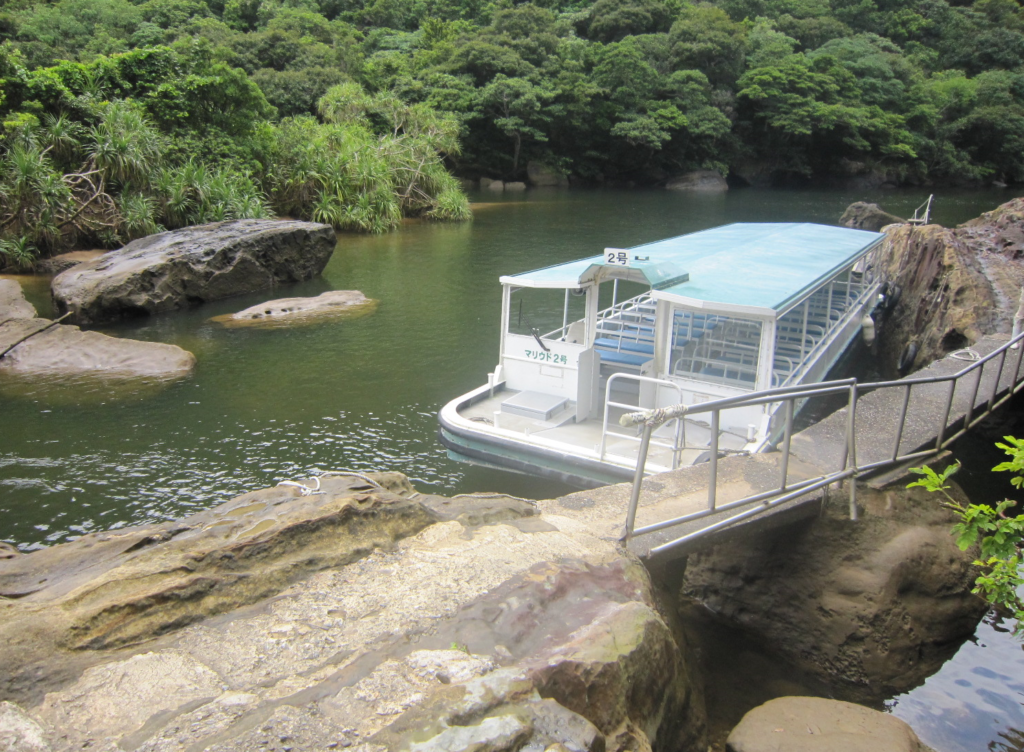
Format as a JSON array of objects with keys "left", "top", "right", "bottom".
[
  {"left": 594, "top": 337, "right": 654, "bottom": 355},
  {"left": 596, "top": 349, "right": 650, "bottom": 367}
]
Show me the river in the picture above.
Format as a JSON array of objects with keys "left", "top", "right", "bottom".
[{"left": 1, "top": 185, "right": 1022, "bottom": 749}]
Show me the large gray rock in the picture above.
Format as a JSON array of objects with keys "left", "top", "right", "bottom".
[
  {"left": 0, "top": 474, "right": 707, "bottom": 752},
  {"left": 51, "top": 219, "right": 336, "bottom": 325},
  {"left": 0, "top": 317, "right": 196, "bottom": 380},
  {"left": 666, "top": 170, "right": 728, "bottom": 192},
  {"left": 839, "top": 202, "right": 904, "bottom": 231},
  {"left": 0, "top": 281, "right": 195, "bottom": 381},
  {"left": 727, "top": 697, "right": 931, "bottom": 752}
]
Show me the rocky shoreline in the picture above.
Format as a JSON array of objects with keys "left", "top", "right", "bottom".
[{"left": 0, "top": 463, "right": 981, "bottom": 752}]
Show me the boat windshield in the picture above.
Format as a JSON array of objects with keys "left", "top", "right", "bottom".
[{"left": 670, "top": 311, "right": 763, "bottom": 388}]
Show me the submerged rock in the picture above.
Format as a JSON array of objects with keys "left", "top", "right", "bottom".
[
  {"left": 0, "top": 473, "right": 707, "bottom": 751},
  {"left": 213, "top": 290, "right": 377, "bottom": 328},
  {"left": 0, "top": 281, "right": 195, "bottom": 382},
  {"left": 727, "top": 697, "right": 931, "bottom": 752},
  {"left": 839, "top": 201, "right": 904, "bottom": 232},
  {"left": 51, "top": 219, "right": 336, "bottom": 325}
]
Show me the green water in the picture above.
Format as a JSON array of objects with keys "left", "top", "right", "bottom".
[
  {"left": 1, "top": 186, "right": 1023, "bottom": 750},
  {"left": 0, "top": 187, "right": 1015, "bottom": 551}
]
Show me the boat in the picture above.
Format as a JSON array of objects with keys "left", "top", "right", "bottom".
[{"left": 438, "top": 222, "right": 888, "bottom": 488}]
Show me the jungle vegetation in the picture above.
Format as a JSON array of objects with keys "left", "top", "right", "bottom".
[{"left": 2, "top": 0, "right": 1024, "bottom": 261}]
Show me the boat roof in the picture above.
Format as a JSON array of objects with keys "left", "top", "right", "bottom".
[{"left": 500, "top": 223, "right": 886, "bottom": 316}]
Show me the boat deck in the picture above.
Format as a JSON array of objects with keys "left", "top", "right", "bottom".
[{"left": 457, "top": 386, "right": 751, "bottom": 474}]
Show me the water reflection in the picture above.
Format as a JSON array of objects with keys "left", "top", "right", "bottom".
[{"left": 887, "top": 611, "right": 1024, "bottom": 752}]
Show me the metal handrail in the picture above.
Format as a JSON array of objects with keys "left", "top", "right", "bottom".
[
  {"left": 619, "top": 331, "right": 1024, "bottom": 554},
  {"left": 600, "top": 373, "right": 684, "bottom": 467}
]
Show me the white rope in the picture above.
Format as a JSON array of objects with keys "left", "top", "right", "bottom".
[
  {"left": 947, "top": 348, "right": 981, "bottom": 362},
  {"left": 317, "top": 470, "right": 386, "bottom": 490},
  {"left": 277, "top": 476, "right": 323, "bottom": 496}
]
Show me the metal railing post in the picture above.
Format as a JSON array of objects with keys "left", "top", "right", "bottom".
[
  {"left": 779, "top": 398, "right": 794, "bottom": 492},
  {"left": 623, "top": 422, "right": 654, "bottom": 542},
  {"left": 935, "top": 379, "right": 956, "bottom": 450},
  {"left": 988, "top": 349, "right": 1008, "bottom": 414},
  {"left": 847, "top": 382, "right": 858, "bottom": 521},
  {"left": 708, "top": 410, "right": 720, "bottom": 511},
  {"left": 891, "top": 383, "right": 912, "bottom": 461}
]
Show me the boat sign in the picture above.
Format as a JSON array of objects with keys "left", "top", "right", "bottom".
[{"left": 605, "top": 248, "right": 630, "bottom": 266}]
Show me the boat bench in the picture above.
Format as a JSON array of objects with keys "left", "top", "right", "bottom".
[{"left": 596, "top": 349, "right": 650, "bottom": 368}]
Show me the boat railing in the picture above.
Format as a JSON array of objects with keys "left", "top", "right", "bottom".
[
  {"left": 907, "top": 195, "right": 934, "bottom": 226},
  {"left": 600, "top": 373, "right": 685, "bottom": 469},
  {"left": 618, "top": 330, "right": 1024, "bottom": 556}
]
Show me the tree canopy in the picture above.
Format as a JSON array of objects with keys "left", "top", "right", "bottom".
[{"left": 3, "top": 0, "right": 1024, "bottom": 261}]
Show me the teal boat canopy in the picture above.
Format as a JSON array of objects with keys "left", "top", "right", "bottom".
[{"left": 499, "top": 223, "right": 886, "bottom": 315}]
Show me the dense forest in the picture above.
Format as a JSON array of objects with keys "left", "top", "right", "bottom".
[{"left": 1, "top": 0, "right": 1024, "bottom": 260}]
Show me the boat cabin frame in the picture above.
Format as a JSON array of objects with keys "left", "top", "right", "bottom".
[{"left": 441, "top": 223, "right": 887, "bottom": 486}]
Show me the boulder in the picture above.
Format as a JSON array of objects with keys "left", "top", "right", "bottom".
[
  {"left": 0, "top": 281, "right": 195, "bottom": 381},
  {"left": 51, "top": 219, "right": 336, "bottom": 325},
  {"left": 666, "top": 171, "right": 728, "bottom": 192},
  {"left": 840, "top": 202, "right": 904, "bottom": 232},
  {"left": 0, "top": 474, "right": 707, "bottom": 752},
  {"left": 527, "top": 162, "right": 569, "bottom": 187},
  {"left": 682, "top": 484, "right": 987, "bottom": 699},
  {"left": 726, "top": 697, "right": 931, "bottom": 752},
  {"left": 505, "top": 181, "right": 527, "bottom": 192},
  {"left": 479, "top": 177, "right": 500, "bottom": 189},
  {"left": 212, "top": 290, "right": 377, "bottom": 328},
  {"left": 487, "top": 180, "right": 505, "bottom": 192}
]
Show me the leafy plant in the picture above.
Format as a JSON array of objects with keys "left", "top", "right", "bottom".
[{"left": 909, "top": 438, "right": 1024, "bottom": 635}]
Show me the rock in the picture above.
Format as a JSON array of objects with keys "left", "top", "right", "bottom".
[
  {"left": 35, "top": 651, "right": 226, "bottom": 749},
  {"left": 0, "top": 477, "right": 707, "bottom": 752},
  {"left": 0, "top": 316, "right": 196, "bottom": 381},
  {"left": 527, "top": 162, "right": 569, "bottom": 188},
  {"left": 682, "top": 484, "right": 987, "bottom": 699},
  {"left": 479, "top": 177, "right": 499, "bottom": 189},
  {"left": 505, "top": 181, "right": 527, "bottom": 192},
  {"left": 34, "top": 251, "right": 106, "bottom": 276},
  {"left": 0, "top": 701, "right": 50, "bottom": 752},
  {"left": 726, "top": 697, "right": 931, "bottom": 752},
  {"left": 665, "top": 170, "right": 728, "bottom": 192},
  {"left": 51, "top": 219, "right": 336, "bottom": 325},
  {"left": 487, "top": 180, "right": 505, "bottom": 192},
  {"left": 839, "top": 202, "right": 904, "bottom": 232},
  {"left": 1, "top": 279, "right": 195, "bottom": 383},
  {"left": 0, "top": 544, "right": 18, "bottom": 561},
  {"left": 877, "top": 224, "right": 996, "bottom": 374},
  {"left": 213, "top": 290, "right": 377, "bottom": 328},
  {"left": 960, "top": 196, "right": 1024, "bottom": 259},
  {"left": 0, "top": 279, "right": 36, "bottom": 321}
]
